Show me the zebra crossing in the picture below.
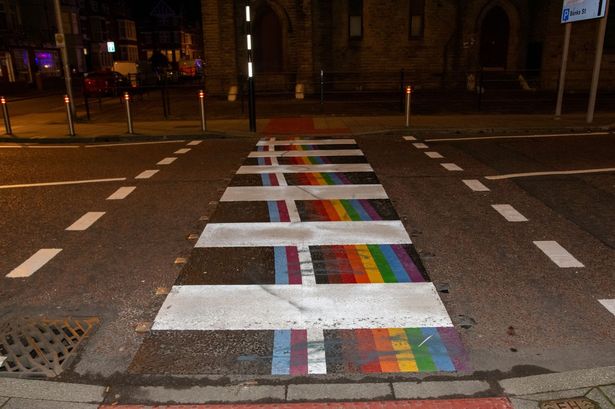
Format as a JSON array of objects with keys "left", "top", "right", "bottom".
[{"left": 130, "top": 137, "right": 468, "bottom": 376}]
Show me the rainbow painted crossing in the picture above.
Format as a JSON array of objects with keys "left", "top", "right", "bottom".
[{"left": 299, "top": 199, "right": 384, "bottom": 221}]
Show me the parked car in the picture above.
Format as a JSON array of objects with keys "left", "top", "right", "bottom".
[{"left": 83, "top": 71, "right": 133, "bottom": 97}]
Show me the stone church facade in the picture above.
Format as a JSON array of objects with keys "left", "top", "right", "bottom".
[{"left": 201, "top": 0, "right": 615, "bottom": 94}]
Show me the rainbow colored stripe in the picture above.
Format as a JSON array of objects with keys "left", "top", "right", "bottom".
[
  {"left": 301, "top": 199, "right": 384, "bottom": 221},
  {"left": 267, "top": 200, "right": 292, "bottom": 222},
  {"left": 292, "top": 172, "right": 353, "bottom": 185},
  {"left": 271, "top": 329, "right": 310, "bottom": 375},
  {"left": 312, "top": 244, "right": 424, "bottom": 283},
  {"left": 274, "top": 246, "right": 302, "bottom": 284}
]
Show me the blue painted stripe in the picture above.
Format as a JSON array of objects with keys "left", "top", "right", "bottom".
[
  {"left": 271, "top": 330, "right": 291, "bottom": 375},
  {"left": 267, "top": 200, "right": 280, "bottom": 222},
  {"left": 327, "top": 173, "right": 344, "bottom": 185},
  {"left": 261, "top": 174, "right": 271, "bottom": 186},
  {"left": 274, "top": 246, "right": 289, "bottom": 284},
  {"left": 379, "top": 245, "right": 411, "bottom": 282},
  {"left": 349, "top": 199, "right": 370, "bottom": 221},
  {"left": 421, "top": 328, "right": 455, "bottom": 371}
]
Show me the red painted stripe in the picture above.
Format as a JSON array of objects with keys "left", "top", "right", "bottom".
[
  {"left": 277, "top": 200, "right": 291, "bottom": 222},
  {"left": 331, "top": 245, "right": 356, "bottom": 283},
  {"left": 344, "top": 245, "right": 369, "bottom": 283},
  {"left": 269, "top": 174, "right": 279, "bottom": 186},
  {"left": 311, "top": 200, "right": 330, "bottom": 222},
  {"left": 290, "top": 329, "right": 308, "bottom": 375},
  {"left": 321, "top": 200, "right": 341, "bottom": 221},
  {"left": 286, "top": 246, "right": 302, "bottom": 285},
  {"left": 355, "top": 328, "right": 383, "bottom": 373}
]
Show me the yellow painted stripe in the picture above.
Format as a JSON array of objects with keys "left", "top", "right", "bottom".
[
  {"left": 314, "top": 173, "right": 327, "bottom": 185},
  {"left": 332, "top": 200, "right": 352, "bottom": 221},
  {"left": 356, "top": 244, "right": 384, "bottom": 283},
  {"left": 388, "top": 328, "right": 418, "bottom": 372}
]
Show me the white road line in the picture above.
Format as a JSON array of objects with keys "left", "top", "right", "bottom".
[
  {"left": 491, "top": 204, "right": 528, "bottom": 222},
  {"left": 286, "top": 199, "right": 301, "bottom": 223},
  {"left": 413, "top": 143, "right": 429, "bottom": 149},
  {"left": 237, "top": 164, "right": 373, "bottom": 174},
  {"left": 441, "top": 163, "right": 463, "bottom": 171},
  {"left": 157, "top": 157, "right": 177, "bottom": 165},
  {"left": 6, "top": 249, "right": 62, "bottom": 278},
  {"left": 196, "top": 221, "right": 411, "bottom": 247},
  {"left": 307, "top": 328, "right": 327, "bottom": 374},
  {"left": 256, "top": 139, "right": 356, "bottom": 146},
  {"left": 135, "top": 170, "right": 159, "bottom": 179},
  {"left": 152, "top": 283, "right": 453, "bottom": 330},
  {"left": 485, "top": 167, "right": 615, "bottom": 180},
  {"left": 187, "top": 140, "right": 202, "bottom": 146},
  {"left": 425, "top": 132, "right": 611, "bottom": 143},
  {"left": 107, "top": 186, "right": 136, "bottom": 200},
  {"left": 249, "top": 149, "right": 364, "bottom": 158},
  {"left": 0, "top": 178, "right": 126, "bottom": 190},
  {"left": 220, "top": 185, "right": 388, "bottom": 201},
  {"left": 599, "top": 299, "right": 615, "bottom": 317},
  {"left": 425, "top": 151, "right": 444, "bottom": 159},
  {"left": 533, "top": 241, "right": 584, "bottom": 268},
  {"left": 297, "top": 244, "right": 315, "bottom": 286},
  {"left": 66, "top": 212, "right": 106, "bottom": 231},
  {"left": 270, "top": 157, "right": 279, "bottom": 166},
  {"left": 86, "top": 140, "right": 185, "bottom": 148},
  {"left": 175, "top": 148, "right": 191, "bottom": 154},
  {"left": 462, "top": 179, "right": 490, "bottom": 192},
  {"left": 276, "top": 173, "right": 288, "bottom": 186},
  {"left": 0, "top": 145, "right": 80, "bottom": 149},
  {"left": 403, "top": 136, "right": 416, "bottom": 141}
]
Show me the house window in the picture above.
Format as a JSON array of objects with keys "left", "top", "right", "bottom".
[
  {"left": 118, "top": 19, "right": 136, "bottom": 40},
  {"left": 409, "top": 0, "right": 425, "bottom": 38},
  {"left": 348, "top": 0, "right": 362, "bottom": 39}
]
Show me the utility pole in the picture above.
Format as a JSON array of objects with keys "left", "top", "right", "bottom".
[
  {"left": 555, "top": 23, "right": 571, "bottom": 119},
  {"left": 53, "top": 0, "right": 76, "bottom": 116},
  {"left": 587, "top": 0, "right": 610, "bottom": 123}
]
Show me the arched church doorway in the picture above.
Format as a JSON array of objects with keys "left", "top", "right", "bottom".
[{"left": 479, "top": 6, "right": 510, "bottom": 69}]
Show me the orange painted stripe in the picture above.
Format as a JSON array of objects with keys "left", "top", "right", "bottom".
[
  {"left": 344, "top": 245, "right": 370, "bottom": 283},
  {"left": 305, "top": 173, "right": 319, "bottom": 185},
  {"left": 331, "top": 200, "right": 352, "bottom": 221},
  {"left": 371, "top": 329, "right": 401, "bottom": 373},
  {"left": 322, "top": 200, "right": 342, "bottom": 221}
]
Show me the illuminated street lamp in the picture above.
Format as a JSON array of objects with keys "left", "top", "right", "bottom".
[{"left": 246, "top": 3, "right": 256, "bottom": 132}]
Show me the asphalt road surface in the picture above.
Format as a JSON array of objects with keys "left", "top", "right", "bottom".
[{"left": 0, "top": 131, "right": 614, "bottom": 387}]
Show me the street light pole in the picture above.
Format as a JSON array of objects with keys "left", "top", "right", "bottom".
[
  {"left": 246, "top": 3, "right": 256, "bottom": 132},
  {"left": 587, "top": 0, "right": 610, "bottom": 124},
  {"left": 53, "top": 0, "right": 75, "bottom": 116}
]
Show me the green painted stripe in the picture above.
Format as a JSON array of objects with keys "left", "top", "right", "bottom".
[
  {"left": 340, "top": 200, "right": 362, "bottom": 221},
  {"left": 404, "top": 328, "right": 437, "bottom": 371},
  {"left": 367, "top": 245, "right": 397, "bottom": 283},
  {"left": 321, "top": 173, "right": 335, "bottom": 185}
]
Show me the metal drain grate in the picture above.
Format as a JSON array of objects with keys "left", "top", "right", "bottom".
[
  {"left": 0, "top": 317, "right": 99, "bottom": 377},
  {"left": 540, "top": 398, "right": 599, "bottom": 409}
]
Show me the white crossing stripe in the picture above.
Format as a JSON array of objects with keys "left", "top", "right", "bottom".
[
  {"left": 175, "top": 148, "right": 191, "bottom": 154},
  {"left": 220, "top": 185, "right": 388, "bottom": 202},
  {"left": 286, "top": 200, "right": 301, "bottom": 223},
  {"left": 256, "top": 139, "right": 356, "bottom": 146},
  {"left": 307, "top": 328, "right": 327, "bottom": 374},
  {"left": 135, "top": 170, "right": 159, "bottom": 179},
  {"left": 152, "top": 283, "right": 453, "bottom": 330},
  {"left": 298, "top": 244, "right": 315, "bottom": 286},
  {"left": 0, "top": 178, "right": 125, "bottom": 190},
  {"left": 403, "top": 136, "right": 416, "bottom": 141},
  {"left": 157, "top": 157, "right": 177, "bottom": 165},
  {"left": 107, "top": 186, "right": 136, "bottom": 200},
  {"left": 491, "top": 204, "right": 528, "bottom": 222},
  {"left": 441, "top": 163, "right": 463, "bottom": 171},
  {"left": 599, "top": 299, "right": 615, "bottom": 317},
  {"left": 66, "top": 212, "right": 106, "bottom": 231},
  {"left": 463, "top": 179, "right": 490, "bottom": 192},
  {"left": 187, "top": 140, "right": 202, "bottom": 146},
  {"left": 276, "top": 173, "right": 288, "bottom": 186},
  {"left": 413, "top": 143, "right": 429, "bottom": 149},
  {"left": 237, "top": 164, "right": 373, "bottom": 174},
  {"left": 249, "top": 149, "right": 364, "bottom": 158},
  {"left": 534, "top": 241, "right": 584, "bottom": 268},
  {"left": 425, "top": 151, "right": 444, "bottom": 159},
  {"left": 6, "top": 249, "right": 62, "bottom": 278},
  {"left": 196, "top": 221, "right": 411, "bottom": 247}
]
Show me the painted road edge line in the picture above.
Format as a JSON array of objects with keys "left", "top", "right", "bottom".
[
  {"left": 107, "top": 186, "right": 136, "bottom": 200},
  {"left": 220, "top": 185, "right": 388, "bottom": 201},
  {"left": 441, "top": 163, "right": 463, "bottom": 171},
  {"left": 463, "top": 179, "right": 490, "bottom": 192},
  {"left": 491, "top": 204, "right": 528, "bottom": 222},
  {"left": 6, "top": 249, "right": 63, "bottom": 278},
  {"left": 152, "top": 283, "right": 453, "bottom": 330},
  {"left": 135, "top": 170, "right": 159, "bottom": 179},
  {"left": 237, "top": 163, "right": 373, "bottom": 174},
  {"left": 425, "top": 151, "right": 444, "bottom": 159},
  {"left": 425, "top": 131, "right": 611, "bottom": 143},
  {"left": 533, "top": 241, "right": 584, "bottom": 268},
  {"left": 66, "top": 212, "right": 106, "bottom": 231},
  {"left": 599, "top": 299, "right": 615, "bottom": 317},
  {"left": 196, "top": 221, "right": 412, "bottom": 247},
  {"left": 249, "top": 149, "right": 364, "bottom": 158},
  {"left": 0, "top": 178, "right": 126, "bottom": 190},
  {"left": 485, "top": 167, "right": 615, "bottom": 180},
  {"left": 86, "top": 140, "right": 185, "bottom": 148},
  {"left": 157, "top": 157, "right": 177, "bottom": 165}
]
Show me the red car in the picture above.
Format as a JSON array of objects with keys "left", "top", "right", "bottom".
[{"left": 83, "top": 71, "right": 132, "bottom": 97}]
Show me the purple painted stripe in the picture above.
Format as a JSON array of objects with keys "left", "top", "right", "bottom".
[
  {"left": 438, "top": 327, "right": 472, "bottom": 372},
  {"left": 358, "top": 199, "right": 382, "bottom": 221},
  {"left": 290, "top": 329, "right": 308, "bottom": 375},
  {"left": 391, "top": 245, "right": 424, "bottom": 282},
  {"left": 336, "top": 173, "right": 352, "bottom": 184}
]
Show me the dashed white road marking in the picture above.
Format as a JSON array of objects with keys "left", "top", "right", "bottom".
[
  {"left": 425, "top": 151, "right": 444, "bottom": 159},
  {"left": 485, "top": 167, "right": 615, "bottom": 180},
  {"left": 441, "top": 163, "right": 463, "bottom": 171},
  {"left": 307, "top": 328, "right": 327, "bottom": 374},
  {"left": 533, "top": 241, "right": 584, "bottom": 268},
  {"left": 152, "top": 283, "right": 453, "bottom": 330},
  {"left": 220, "top": 185, "right": 388, "bottom": 201},
  {"left": 157, "top": 157, "right": 177, "bottom": 165},
  {"left": 237, "top": 164, "right": 373, "bottom": 174},
  {"left": 175, "top": 148, "right": 191, "bottom": 154},
  {"left": 196, "top": 221, "right": 411, "bottom": 247},
  {"left": 86, "top": 140, "right": 185, "bottom": 148},
  {"left": 425, "top": 131, "right": 611, "bottom": 143},
  {"left": 413, "top": 143, "right": 429, "bottom": 149},
  {"left": 107, "top": 186, "right": 136, "bottom": 200},
  {"left": 403, "top": 136, "right": 416, "bottom": 141},
  {"left": 187, "top": 140, "right": 202, "bottom": 146},
  {"left": 66, "top": 212, "right": 106, "bottom": 231},
  {"left": 249, "top": 149, "right": 364, "bottom": 158},
  {"left": 599, "top": 299, "right": 615, "bottom": 317},
  {"left": 463, "top": 179, "right": 490, "bottom": 192},
  {"left": 256, "top": 139, "right": 356, "bottom": 146},
  {"left": 6, "top": 249, "right": 62, "bottom": 278},
  {"left": 0, "top": 178, "right": 126, "bottom": 190},
  {"left": 491, "top": 204, "right": 528, "bottom": 222},
  {"left": 135, "top": 170, "right": 159, "bottom": 179}
]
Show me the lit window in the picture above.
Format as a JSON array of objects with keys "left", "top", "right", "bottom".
[
  {"left": 409, "top": 0, "right": 425, "bottom": 39},
  {"left": 348, "top": 0, "right": 362, "bottom": 39}
]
